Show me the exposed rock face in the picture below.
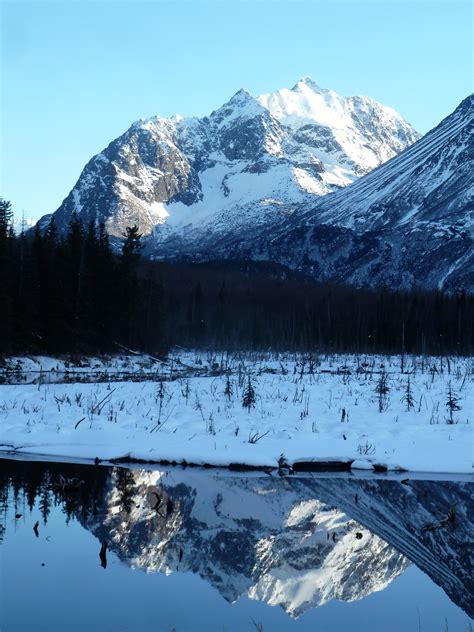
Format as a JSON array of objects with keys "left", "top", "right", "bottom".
[
  {"left": 163, "top": 95, "right": 472, "bottom": 291},
  {"left": 38, "top": 77, "right": 418, "bottom": 242},
  {"left": 37, "top": 81, "right": 473, "bottom": 291},
  {"left": 254, "top": 95, "right": 474, "bottom": 291}
]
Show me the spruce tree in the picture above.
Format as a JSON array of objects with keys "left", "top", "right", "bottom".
[
  {"left": 120, "top": 225, "right": 143, "bottom": 348},
  {"left": 0, "top": 198, "right": 13, "bottom": 239},
  {"left": 0, "top": 199, "right": 14, "bottom": 353},
  {"left": 224, "top": 373, "right": 233, "bottom": 401},
  {"left": 242, "top": 376, "right": 256, "bottom": 412},
  {"left": 95, "top": 222, "right": 117, "bottom": 347},
  {"left": 401, "top": 376, "right": 415, "bottom": 411},
  {"left": 375, "top": 367, "right": 390, "bottom": 412},
  {"left": 66, "top": 212, "right": 85, "bottom": 323},
  {"left": 445, "top": 381, "right": 460, "bottom": 424},
  {"left": 121, "top": 225, "right": 142, "bottom": 268}
]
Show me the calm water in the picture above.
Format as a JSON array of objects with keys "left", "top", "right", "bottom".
[{"left": 0, "top": 458, "right": 472, "bottom": 632}]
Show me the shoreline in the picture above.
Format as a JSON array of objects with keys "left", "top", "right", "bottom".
[{"left": 1, "top": 451, "right": 472, "bottom": 481}]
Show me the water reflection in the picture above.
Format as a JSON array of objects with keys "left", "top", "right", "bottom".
[{"left": 0, "top": 459, "right": 472, "bottom": 621}]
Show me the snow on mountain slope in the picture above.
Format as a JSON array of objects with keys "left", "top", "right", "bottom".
[
  {"left": 306, "top": 93, "right": 474, "bottom": 232},
  {"left": 37, "top": 77, "right": 419, "bottom": 241},
  {"left": 259, "top": 77, "right": 417, "bottom": 180},
  {"left": 238, "top": 95, "right": 474, "bottom": 290},
  {"left": 36, "top": 79, "right": 473, "bottom": 291}
]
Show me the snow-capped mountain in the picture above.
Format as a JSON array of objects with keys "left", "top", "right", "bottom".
[
  {"left": 78, "top": 469, "right": 473, "bottom": 619},
  {"left": 37, "top": 77, "right": 418, "bottom": 242},
  {"left": 151, "top": 95, "right": 473, "bottom": 290},
  {"left": 252, "top": 94, "right": 473, "bottom": 290},
  {"left": 36, "top": 80, "right": 472, "bottom": 291}
]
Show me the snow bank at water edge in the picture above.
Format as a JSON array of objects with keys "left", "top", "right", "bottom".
[{"left": 0, "top": 353, "right": 472, "bottom": 474}]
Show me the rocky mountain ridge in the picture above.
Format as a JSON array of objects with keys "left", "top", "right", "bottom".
[
  {"left": 246, "top": 95, "right": 474, "bottom": 290},
  {"left": 36, "top": 81, "right": 473, "bottom": 291},
  {"left": 152, "top": 95, "right": 474, "bottom": 290},
  {"left": 37, "top": 77, "right": 418, "bottom": 239}
]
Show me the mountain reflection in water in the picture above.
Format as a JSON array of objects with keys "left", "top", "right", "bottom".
[{"left": 0, "top": 459, "right": 472, "bottom": 627}]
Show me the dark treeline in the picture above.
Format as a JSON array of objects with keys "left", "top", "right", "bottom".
[
  {"left": 0, "top": 199, "right": 165, "bottom": 355},
  {"left": 1, "top": 198, "right": 473, "bottom": 356},
  {"left": 153, "top": 261, "right": 474, "bottom": 355}
]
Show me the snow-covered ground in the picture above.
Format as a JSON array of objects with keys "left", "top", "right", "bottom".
[{"left": 0, "top": 352, "right": 472, "bottom": 473}]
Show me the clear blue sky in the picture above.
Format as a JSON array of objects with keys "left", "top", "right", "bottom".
[{"left": 1, "top": 0, "right": 472, "bottom": 220}]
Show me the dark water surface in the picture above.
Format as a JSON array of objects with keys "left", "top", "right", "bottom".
[{"left": 0, "top": 458, "right": 472, "bottom": 632}]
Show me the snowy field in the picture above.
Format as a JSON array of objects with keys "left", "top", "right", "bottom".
[{"left": 0, "top": 352, "right": 472, "bottom": 474}]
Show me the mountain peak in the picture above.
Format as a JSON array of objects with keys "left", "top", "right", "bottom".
[
  {"left": 292, "top": 76, "right": 325, "bottom": 93},
  {"left": 210, "top": 88, "right": 265, "bottom": 128},
  {"left": 39, "top": 78, "right": 430, "bottom": 286},
  {"left": 228, "top": 87, "right": 253, "bottom": 103}
]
